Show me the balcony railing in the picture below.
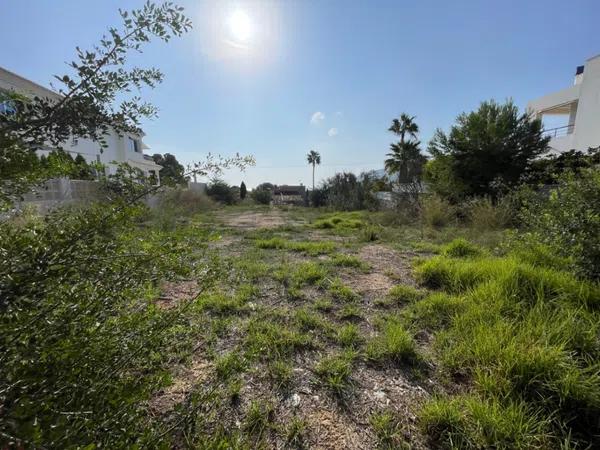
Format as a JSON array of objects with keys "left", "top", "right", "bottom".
[{"left": 542, "top": 124, "right": 574, "bottom": 139}]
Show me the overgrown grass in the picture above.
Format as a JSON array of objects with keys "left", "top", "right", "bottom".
[
  {"left": 421, "top": 395, "right": 551, "bottom": 449},
  {"left": 414, "top": 242, "right": 600, "bottom": 447},
  {"left": 375, "top": 284, "right": 424, "bottom": 308},
  {"left": 313, "top": 212, "right": 365, "bottom": 230},
  {"left": 366, "top": 319, "right": 418, "bottom": 365}
]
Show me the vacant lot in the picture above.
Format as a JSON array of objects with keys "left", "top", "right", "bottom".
[{"left": 149, "top": 207, "right": 440, "bottom": 448}]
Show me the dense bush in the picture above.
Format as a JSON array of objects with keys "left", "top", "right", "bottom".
[
  {"left": 519, "top": 168, "right": 600, "bottom": 280},
  {"left": 151, "top": 187, "right": 215, "bottom": 230},
  {"left": 313, "top": 172, "right": 379, "bottom": 210},
  {"left": 207, "top": 179, "right": 237, "bottom": 205},
  {"left": 251, "top": 187, "right": 272, "bottom": 205},
  {"left": 0, "top": 200, "right": 211, "bottom": 447}
]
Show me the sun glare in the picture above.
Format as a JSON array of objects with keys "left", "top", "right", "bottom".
[{"left": 227, "top": 9, "right": 252, "bottom": 43}]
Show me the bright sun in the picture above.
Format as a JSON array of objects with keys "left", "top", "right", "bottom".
[{"left": 227, "top": 10, "right": 252, "bottom": 42}]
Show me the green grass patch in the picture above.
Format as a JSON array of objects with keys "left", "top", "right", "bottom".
[
  {"left": 215, "top": 351, "right": 246, "bottom": 380},
  {"left": 276, "top": 261, "right": 328, "bottom": 290},
  {"left": 338, "top": 304, "right": 363, "bottom": 321},
  {"left": 336, "top": 323, "right": 364, "bottom": 349},
  {"left": 421, "top": 395, "right": 551, "bottom": 449},
  {"left": 441, "top": 238, "right": 483, "bottom": 258},
  {"left": 245, "top": 320, "right": 314, "bottom": 361},
  {"left": 313, "top": 212, "right": 365, "bottom": 230},
  {"left": 314, "top": 350, "right": 357, "bottom": 396},
  {"left": 326, "top": 277, "right": 359, "bottom": 302},
  {"left": 329, "top": 253, "right": 370, "bottom": 271},
  {"left": 366, "top": 320, "right": 418, "bottom": 365},
  {"left": 387, "top": 284, "right": 424, "bottom": 304},
  {"left": 370, "top": 410, "right": 407, "bottom": 449},
  {"left": 243, "top": 400, "right": 275, "bottom": 440},
  {"left": 255, "top": 237, "right": 336, "bottom": 255}
]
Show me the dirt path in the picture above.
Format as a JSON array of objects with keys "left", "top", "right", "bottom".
[{"left": 217, "top": 209, "right": 306, "bottom": 229}]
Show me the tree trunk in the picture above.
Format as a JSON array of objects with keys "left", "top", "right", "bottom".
[{"left": 312, "top": 164, "right": 315, "bottom": 192}]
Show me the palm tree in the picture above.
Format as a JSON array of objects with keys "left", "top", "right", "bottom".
[
  {"left": 385, "top": 140, "right": 426, "bottom": 182},
  {"left": 388, "top": 113, "right": 419, "bottom": 144},
  {"left": 307, "top": 150, "right": 321, "bottom": 191}
]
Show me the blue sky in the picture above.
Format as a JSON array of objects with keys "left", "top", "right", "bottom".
[{"left": 2, "top": 0, "right": 600, "bottom": 187}]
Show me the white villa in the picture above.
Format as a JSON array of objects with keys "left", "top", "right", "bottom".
[
  {"left": 528, "top": 54, "right": 600, "bottom": 155},
  {"left": 0, "top": 66, "right": 161, "bottom": 183}
]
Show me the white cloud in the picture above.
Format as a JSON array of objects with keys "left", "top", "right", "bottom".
[
  {"left": 310, "top": 111, "right": 325, "bottom": 125},
  {"left": 328, "top": 127, "right": 338, "bottom": 137}
]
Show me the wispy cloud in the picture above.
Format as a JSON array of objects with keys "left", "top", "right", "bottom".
[
  {"left": 335, "top": 111, "right": 343, "bottom": 117},
  {"left": 328, "top": 127, "right": 338, "bottom": 137},
  {"left": 310, "top": 111, "right": 325, "bottom": 125}
]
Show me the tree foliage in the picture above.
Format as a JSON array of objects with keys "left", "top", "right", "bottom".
[
  {"left": 206, "top": 179, "right": 236, "bottom": 205},
  {"left": 315, "top": 172, "right": 378, "bottom": 211},
  {"left": 0, "top": 3, "right": 249, "bottom": 447},
  {"left": 240, "top": 181, "right": 247, "bottom": 199},
  {"left": 152, "top": 152, "right": 186, "bottom": 185},
  {"left": 427, "top": 100, "right": 549, "bottom": 199},
  {"left": 0, "top": 2, "right": 192, "bottom": 209},
  {"left": 519, "top": 168, "right": 600, "bottom": 280}
]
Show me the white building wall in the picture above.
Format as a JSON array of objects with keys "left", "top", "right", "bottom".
[
  {"left": 528, "top": 54, "right": 600, "bottom": 154},
  {"left": 571, "top": 56, "right": 600, "bottom": 151}
]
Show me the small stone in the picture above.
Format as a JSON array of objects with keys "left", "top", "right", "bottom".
[
  {"left": 373, "top": 390, "right": 387, "bottom": 401},
  {"left": 291, "top": 393, "right": 301, "bottom": 407}
]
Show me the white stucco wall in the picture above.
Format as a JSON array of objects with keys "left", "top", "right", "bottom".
[{"left": 528, "top": 54, "right": 600, "bottom": 153}]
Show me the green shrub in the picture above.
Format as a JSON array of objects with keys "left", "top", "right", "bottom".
[
  {"left": 251, "top": 188, "right": 272, "bottom": 205},
  {"left": 151, "top": 188, "right": 215, "bottom": 229},
  {"left": 421, "top": 194, "right": 455, "bottom": 228},
  {"left": 519, "top": 168, "right": 600, "bottom": 280}
]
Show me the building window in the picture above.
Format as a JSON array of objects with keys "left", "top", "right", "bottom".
[
  {"left": 128, "top": 137, "right": 140, "bottom": 153},
  {"left": 71, "top": 137, "right": 79, "bottom": 147}
]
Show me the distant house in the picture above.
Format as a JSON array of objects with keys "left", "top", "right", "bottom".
[
  {"left": 0, "top": 66, "right": 162, "bottom": 183},
  {"left": 272, "top": 185, "right": 307, "bottom": 205}
]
